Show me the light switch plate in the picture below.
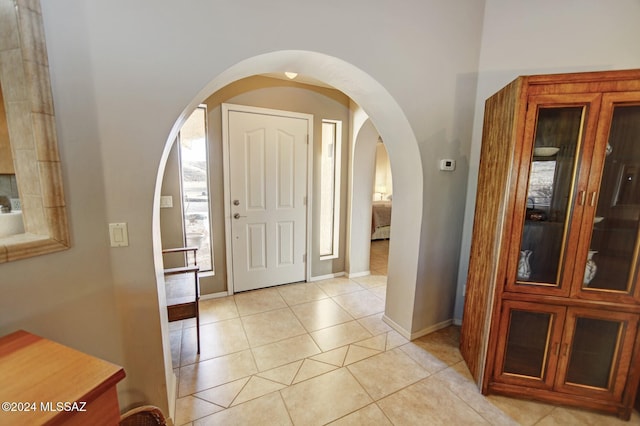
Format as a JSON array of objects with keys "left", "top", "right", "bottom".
[
  {"left": 109, "top": 222, "right": 129, "bottom": 247},
  {"left": 160, "top": 195, "right": 173, "bottom": 208}
]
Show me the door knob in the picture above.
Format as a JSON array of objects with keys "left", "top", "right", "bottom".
[
  {"left": 233, "top": 200, "right": 240, "bottom": 206},
  {"left": 233, "top": 213, "right": 246, "bottom": 219}
]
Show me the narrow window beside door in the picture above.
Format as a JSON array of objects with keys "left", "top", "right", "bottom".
[
  {"left": 319, "top": 120, "right": 342, "bottom": 259},
  {"left": 179, "top": 106, "right": 213, "bottom": 271}
]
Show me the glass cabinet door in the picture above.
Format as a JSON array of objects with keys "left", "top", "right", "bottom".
[
  {"left": 577, "top": 96, "right": 640, "bottom": 301},
  {"left": 518, "top": 107, "right": 583, "bottom": 285},
  {"left": 555, "top": 307, "right": 638, "bottom": 401},
  {"left": 507, "top": 94, "right": 600, "bottom": 295},
  {"left": 495, "top": 301, "right": 565, "bottom": 389}
]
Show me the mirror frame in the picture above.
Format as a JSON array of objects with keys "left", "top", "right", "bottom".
[{"left": 0, "top": 0, "right": 69, "bottom": 263}]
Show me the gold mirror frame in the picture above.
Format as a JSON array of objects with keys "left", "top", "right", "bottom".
[{"left": 0, "top": 0, "right": 69, "bottom": 262}]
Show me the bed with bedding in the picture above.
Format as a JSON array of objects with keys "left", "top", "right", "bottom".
[{"left": 371, "top": 200, "right": 392, "bottom": 240}]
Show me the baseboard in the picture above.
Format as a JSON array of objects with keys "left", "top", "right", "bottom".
[
  {"left": 409, "top": 319, "right": 453, "bottom": 340},
  {"left": 308, "top": 271, "right": 345, "bottom": 282},
  {"left": 199, "top": 291, "right": 230, "bottom": 301},
  {"left": 452, "top": 318, "right": 462, "bottom": 326},
  {"left": 381, "top": 314, "right": 412, "bottom": 340},
  {"left": 381, "top": 315, "right": 454, "bottom": 341},
  {"left": 346, "top": 270, "right": 370, "bottom": 278}
]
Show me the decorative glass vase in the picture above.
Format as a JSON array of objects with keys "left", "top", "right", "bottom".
[
  {"left": 583, "top": 250, "right": 598, "bottom": 285},
  {"left": 517, "top": 250, "right": 532, "bottom": 280}
]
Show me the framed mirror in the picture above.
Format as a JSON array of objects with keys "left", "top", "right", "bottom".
[{"left": 0, "top": 0, "right": 69, "bottom": 263}]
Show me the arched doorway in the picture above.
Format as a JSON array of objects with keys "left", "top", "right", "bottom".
[
  {"left": 347, "top": 117, "right": 382, "bottom": 277},
  {"left": 152, "top": 51, "right": 425, "bottom": 400}
]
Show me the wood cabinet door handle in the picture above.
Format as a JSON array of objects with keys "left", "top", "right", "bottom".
[
  {"left": 578, "top": 190, "right": 586, "bottom": 206},
  {"left": 590, "top": 191, "right": 597, "bottom": 207}
]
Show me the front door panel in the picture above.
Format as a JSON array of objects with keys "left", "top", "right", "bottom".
[{"left": 228, "top": 109, "right": 308, "bottom": 292}]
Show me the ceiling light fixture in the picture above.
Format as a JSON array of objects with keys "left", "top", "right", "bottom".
[{"left": 284, "top": 72, "right": 298, "bottom": 80}]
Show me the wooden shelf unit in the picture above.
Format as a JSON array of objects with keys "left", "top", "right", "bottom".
[{"left": 461, "top": 69, "right": 640, "bottom": 419}]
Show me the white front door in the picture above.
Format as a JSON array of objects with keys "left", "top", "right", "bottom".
[{"left": 224, "top": 105, "right": 310, "bottom": 292}]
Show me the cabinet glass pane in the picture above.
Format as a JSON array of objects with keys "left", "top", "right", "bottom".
[
  {"left": 503, "top": 310, "right": 552, "bottom": 378},
  {"left": 519, "top": 107, "right": 584, "bottom": 285},
  {"left": 584, "top": 105, "right": 640, "bottom": 293},
  {"left": 565, "top": 317, "right": 620, "bottom": 389}
]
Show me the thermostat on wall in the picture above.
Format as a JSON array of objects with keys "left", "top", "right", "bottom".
[{"left": 440, "top": 159, "right": 456, "bottom": 171}]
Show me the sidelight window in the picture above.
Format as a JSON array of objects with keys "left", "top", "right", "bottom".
[
  {"left": 319, "top": 120, "right": 342, "bottom": 258},
  {"left": 178, "top": 106, "right": 213, "bottom": 271}
]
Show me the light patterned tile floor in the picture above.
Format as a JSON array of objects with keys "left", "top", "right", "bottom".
[{"left": 170, "top": 240, "right": 640, "bottom": 425}]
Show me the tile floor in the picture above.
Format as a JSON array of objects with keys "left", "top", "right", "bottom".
[{"left": 168, "top": 240, "right": 640, "bottom": 425}]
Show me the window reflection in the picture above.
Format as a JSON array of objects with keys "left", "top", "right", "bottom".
[{"left": 527, "top": 160, "right": 557, "bottom": 217}]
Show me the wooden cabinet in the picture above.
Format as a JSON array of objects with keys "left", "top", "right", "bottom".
[
  {"left": 0, "top": 330, "right": 126, "bottom": 425},
  {"left": 460, "top": 69, "right": 640, "bottom": 419},
  {"left": 494, "top": 302, "right": 638, "bottom": 402}
]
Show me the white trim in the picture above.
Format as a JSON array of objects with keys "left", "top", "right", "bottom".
[
  {"left": 452, "top": 318, "right": 462, "bottom": 326},
  {"left": 381, "top": 315, "right": 453, "bottom": 341},
  {"left": 221, "top": 103, "right": 313, "bottom": 295},
  {"left": 408, "top": 319, "right": 453, "bottom": 340},
  {"left": 308, "top": 271, "right": 345, "bottom": 282},
  {"left": 346, "top": 270, "right": 370, "bottom": 279},
  {"left": 199, "top": 270, "right": 215, "bottom": 279},
  {"left": 306, "top": 114, "right": 314, "bottom": 286},
  {"left": 199, "top": 291, "right": 230, "bottom": 301},
  {"left": 221, "top": 104, "right": 234, "bottom": 295},
  {"left": 167, "top": 370, "right": 177, "bottom": 422}
]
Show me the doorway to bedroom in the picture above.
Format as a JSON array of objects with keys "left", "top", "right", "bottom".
[{"left": 371, "top": 137, "right": 392, "bottom": 242}]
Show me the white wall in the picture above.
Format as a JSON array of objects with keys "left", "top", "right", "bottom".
[
  {"left": 1, "top": 0, "right": 485, "bottom": 416},
  {"left": 454, "top": 0, "right": 640, "bottom": 321}
]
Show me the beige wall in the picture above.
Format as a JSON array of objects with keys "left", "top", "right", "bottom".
[
  {"left": 2, "top": 0, "right": 490, "bottom": 418},
  {"left": 9, "top": 0, "right": 635, "bottom": 419},
  {"left": 160, "top": 143, "right": 184, "bottom": 269},
  {"left": 8, "top": 0, "right": 635, "bottom": 418}
]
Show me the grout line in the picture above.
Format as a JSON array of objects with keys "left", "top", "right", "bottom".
[{"left": 277, "top": 388, "right": 296, "bottom": 425}]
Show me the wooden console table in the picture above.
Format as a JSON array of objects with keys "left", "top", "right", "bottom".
[
  {"left": 162, "top": 246, "right": 201, "bottom": 353},
  {"left": 0, "top": 330, "right": 126, "bottom": 425}
]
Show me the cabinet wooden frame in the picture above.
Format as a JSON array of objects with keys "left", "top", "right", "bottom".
[{"left": 461, "top": 69, "right": 640, "bottom": 420}]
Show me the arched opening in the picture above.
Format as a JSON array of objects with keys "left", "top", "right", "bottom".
[
  {"left": 152, "top": 50, "right": 424, "bottom": 411},
  {"left": 347, "top": 117, "right": 388, "bottom": 277}
]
